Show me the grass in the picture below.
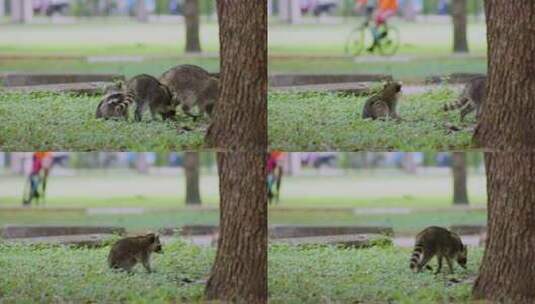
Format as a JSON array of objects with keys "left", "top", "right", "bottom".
[
  {"left": 0, "top": 209, "right": 219, "bottom": 232},
  {"left": 0, "top": 92, "right": 208, "bottom": 151},
  {"left": 268, "top": 244, "right": 484, "bottom": 303},
  {"left": 269, "top": 209, "right": 486, "bottom": 235},
  {"left": 0, "top": 240, "right": 214, "bottom": 303},
  {"left": 268, "top": 88, "right": 475, "bottom": 151}
]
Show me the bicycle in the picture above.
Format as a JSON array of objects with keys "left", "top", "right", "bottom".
[{"left": 345, "top": 21, "right": 400, "bottom": 56}]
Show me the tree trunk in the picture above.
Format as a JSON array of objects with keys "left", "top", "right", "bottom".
[
  {"left": 184, "top": 152, "right": 201, "bottom": 205},
  {"left": 136, "top": 0, "right": 148, "bottom": 22},
  {"left": 135, "top": 153, "right": 149, "bottom": 174},
  {"left": 472, "top": 153, "right": 535, "bottom": 303},
  {"left": 204, "top": 152, "right": 267, "bottom": 302},
  {"left": 451, "top": 152, "right": 468, "bottom": 205},
  {"left": 184, "top": 0, "right": 201, "bottom": 53},
  {"left": 473, "top": 2, "right": 535, "bottom": 150},
  {"left": 205, "top": 0, "right": 267, "bottom": 151},
  {"left": 451, "top": 0, "right": 468, "bottom": 53}
]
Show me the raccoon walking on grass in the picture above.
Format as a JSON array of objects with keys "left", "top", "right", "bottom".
[
  {"left": 409, "top": 226, "right": 467, "bottom": 274},
  {"left": 108, "top": 233, "right": 163, "bottom": 273},
  {"left": 362, "top": 82, "right": 403, "bottom": 121},
  {"left": 125, "top": 74, "right": 176, "bottom": 122},
  {"left": 159, "top": 64, "right": 219, "bottom": 119},
  {"left": 443, "top": 76, "right": 486, "bottom": 122}
]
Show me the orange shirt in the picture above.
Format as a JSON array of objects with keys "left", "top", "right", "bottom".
[
  {"left": 34, "top": 152, "right": 51, "bottom": 161},
  {"left": 379, "top": 0, "right": 398, "bottom": 11}
]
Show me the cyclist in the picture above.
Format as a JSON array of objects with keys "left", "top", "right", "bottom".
[
  {"left": 23, "top": 152, "right": 52, "bottom": 206},
  {"left": 356, "top": 0, "right": 399, "bottom": 52}
]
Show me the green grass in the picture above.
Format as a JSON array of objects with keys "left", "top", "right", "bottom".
[
  {"left": 0, "top": 210, "right": 218, "bottom": 232},
  {"left": 0, "top": 240, "right": 214, "bottom": 303},
  {"left": 268, "top": 245, "right": 483, "bottom": 303},
  {"left": 268, "top": 57, "right": 486, "bottom": 82},
  {"left": 269, "top": 209, "right": 486, "bottom": 235},
  {"left": 0, "top": 58, "right": 220, "bottom": 79},
  {"left": 0, "top": 92, "right": 208, "bottom": 151},
  {"left": 268, "top": 88, "right": 475, "bottom": 151}
]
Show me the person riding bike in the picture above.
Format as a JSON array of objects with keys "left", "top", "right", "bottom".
[
  {"left": 23, "top": 152, "right": 52, "bottom": 206},
  {"left": 356, "top": 0, "right": 399, "bottom": 52}
]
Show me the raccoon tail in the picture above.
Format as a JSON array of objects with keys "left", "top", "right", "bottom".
[
  {"left": 409, "top": 242, "right": 424, "bottom": 272},
  {"left": 124, "top": 91, "right": 136, "bottom": 105},
  {"left": 443, "top": 97, "right": 469, "bottom": 112}
]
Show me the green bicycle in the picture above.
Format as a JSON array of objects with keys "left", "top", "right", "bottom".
[{"left": 345, "top": 21, "right": 400, "bottom": 56}]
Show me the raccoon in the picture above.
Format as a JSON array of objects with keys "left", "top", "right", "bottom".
[
  {"left": 124, "top": 74, "right": 176, "bottom": 122},
  {"left": 362, "top": 82, "right": 402, "bottom": 120},
  {"left": 409, "top": 226, "right": 467, "bottom": 274},
  {"left": 95, "top": 92, "right": 129, "bottom": 120},
  {"left": 159, "top": 64, "right": 219, "bottom": 119},
  {"left": 443, "top": 76, "right": 487, "bottom": 121},
  {"left": 108, "top": 233, "right": 163, "bottom": 273}
]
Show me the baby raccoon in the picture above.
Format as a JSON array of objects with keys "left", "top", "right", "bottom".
[
  {"left": 362, "top": 81, "right": 402, "bottom": 120},
  {"left": 108, "top": 233, "right": 163, "bottom": 273},
  {"left": 443, "top": 76, "right": 487, "bottom": 121},
  {"left": 409, "top": 226, "right": 467, "bottom": 274},
  {"left": 159, "top": 64, "right": 219, "bottom": 119},
  {"left": 95, "top": 92, "right": 129, "bottom": 120},
  {"left": 125, "top": 74, "right": 176, "bottom": 122}
]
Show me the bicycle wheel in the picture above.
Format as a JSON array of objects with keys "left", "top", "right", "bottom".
[
  {"left": 345, "top": 26, "right": 369, "bottom": 56},
  {"left": 377, "top": 24, "right": 400, "bottom": 56}
]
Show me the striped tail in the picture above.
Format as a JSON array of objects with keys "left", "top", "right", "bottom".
[
  {"left": 443, "top": 97, "right": 468, "bottom": 112},
  {"left": 409, "top": 242, "right": 424, "bottom": 272}
]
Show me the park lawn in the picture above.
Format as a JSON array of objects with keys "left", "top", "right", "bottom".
[
  {"left": 0, "top": 240, "right": 214, "bottom": 303},
  {"left": 0, "top": 21, "right": 220, "bottom": 57},
  {"left": 269, "top": 209, "right": 486, "bottom": 235},
  {"left": 268, "top": 245, "right": 484, "bottom": 304},
  {"left": 268, "top": 56, "right": 486, "bottom": 82},
  {"left": 0, "top": 92, "right": 208, "bottom": 151},
  {"left": 0, "top": 58, "right": 220, "bottom": 79},
  {"left": 268, "top": 88, "right": 475, "bottom": 151},
  {"left": 0, "top": 209, "right": 219, "bottom": 232}
]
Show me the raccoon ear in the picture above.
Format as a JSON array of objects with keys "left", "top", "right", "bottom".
[{"left": 146, "top": 233, "right": 156, "bottom": 242}]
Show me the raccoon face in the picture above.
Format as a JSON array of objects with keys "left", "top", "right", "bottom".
[
  {"left": 147, "top": 233, "right": 163, "bottom": 254},
  {"left": 457, "top": 245, "right": 467, "bottom": 268}
]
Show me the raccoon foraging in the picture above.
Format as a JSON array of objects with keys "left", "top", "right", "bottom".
[
  {"left": 159, "top": 64, "right": 219, "bottom": 119},
  {"left": 108, "top": 233, "right": 163, "bottom": 273},
  {"left": 409, "top": 226, "right": 467, "bottom": 274},
  {"left": 125, "top": 74, "right": 176, "bottom": 122},
  {"left": 362, "top": 82, "right": 402, "bottom": 120},
  {"left": 443, "top": 76, "right": 487, "bottom": 121},
  {"left": 95, "top": 92, "right": 129, "bottom": 120}
]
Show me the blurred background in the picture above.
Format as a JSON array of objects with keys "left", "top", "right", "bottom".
[
  {"left": 267, "top": 152, "right": 486, "bottom": 237},
  {"left": 0, "top": 152, "right": 220, "bottom": 233},
  {"left": 267, "top": 0, "right": 486, "bottom": 82}
]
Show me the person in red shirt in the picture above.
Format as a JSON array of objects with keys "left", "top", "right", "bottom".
[{"left": 24, "top": 152, "right": 52, "bottom": 205}]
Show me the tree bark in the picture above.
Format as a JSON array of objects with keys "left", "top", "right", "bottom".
[
  {"left": 205, "top": 0, "right": 267, "bottom": 151},
  {"left": 184, "top": 152, "right": 201, "bottom": 205},
  {"left": 204, "top": 152, "right": 267, "bottom": 303},
  {"left": 184, "top": 0, "right": 202, "bottom": 53},
  {"left": 451, "top": 152, "right": 468, "bottom": 205},
  {"left": 473, "top": 2, "right": 535, "bottom": 150},
  {"left": 472, "top": 153, "right": 535, "bottom": 303},
  {"left": 451, "top": 0, "right": 469, "bottom": 53}
]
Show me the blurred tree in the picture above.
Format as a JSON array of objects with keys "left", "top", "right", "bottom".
[
  {"left": 204, "top": 0, "right": 267, "bottom": 302},
  {"left": 473, "top": 1, "right": 535, "bottom": 151},
  {"left": 451, "top": 0, "right": 468, "bottom": 53},
  {"left": 205, "top": 0, "right": 267, "bottom": 150},
  {"left": 184, "top": 152, "right": 201, "bottom": 205},
  {"left": 472, "top": 153, "right": 535, "bottom": 303},
  {"left": 184, "top": 0, "right": 201, "bottom": 53},
  {"left": 136, "top": 0, "right": 148, "bottom": 22},
  {"left": 451, "top": 152, "right": 468, "bottom": 205},
  {"left": 136, "top": 153, "right": 149, "bottom": 173}
]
